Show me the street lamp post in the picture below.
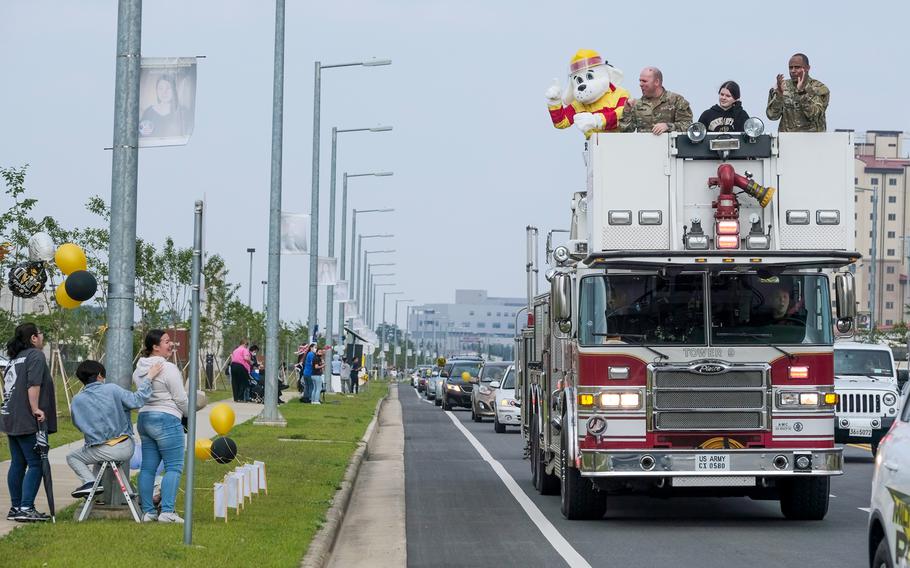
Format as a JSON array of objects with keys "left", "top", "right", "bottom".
[
  {"left": 308, "top": 58, "right": 391, "bottom": 347},
  {"left": 327, "top": 168, "right": 392, "bottom": 345},
  {"left": 367, "top": 265, "right": 395, "bottom": 327},
  {"left": 353, "top": 217, "right": 393, "bottom": 303},
  {"left": 360, "top": 249, "right": 394, "bottom": 311},
  {"left": 371, "top": 281, "right": 394, "bottom": 374},
  {"left": 381, "top": 292, "right": 404, "bottom": 376},
  {"left": 246, "top": 248, "right": 256, "bottom": 308},
  {"left": 394, "top": 298, "right": 413, "bottom": 374},
  {"left": 337, "top": 179, "right": 392, "bottom": 341}
]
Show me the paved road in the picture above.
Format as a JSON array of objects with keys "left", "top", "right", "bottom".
[{"left": 401, "top": 383, "right": 875, "bottom": 568}]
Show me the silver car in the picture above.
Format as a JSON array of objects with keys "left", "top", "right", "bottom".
[
  {"left": 493, "top": 366, "right": 518, "bottom": 433},
  {"left": 426, "top": 370, "right": 442, "bottom": 401},
  {"left": 471, "top": 362, "right": 511, "bottom": 422}
]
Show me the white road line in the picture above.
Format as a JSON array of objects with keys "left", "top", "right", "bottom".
[
  {"left": 413, "top": 388, "right": 434, "bottom": 404},
  {"left": 445, "top": 410, "right": 592, "bottom": 568}
]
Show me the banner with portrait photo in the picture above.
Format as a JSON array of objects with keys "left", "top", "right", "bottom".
[
  {"left": 280, "top": 213, "right": 309, "bottom": 254},
  {"left": 139, "top": 57, "right": 197, "bottom": 147},
  {"left": 334, "top": 280, "right": 349, "bottom": 302},
  {"left": 317, "top": 257, "right": 338, "bottom": 286},
  {"left": 344, "top": 300, "right": 358, "bottom": 319}
]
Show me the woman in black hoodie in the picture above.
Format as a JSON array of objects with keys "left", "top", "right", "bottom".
[{"left": 698, "top": 81, "right": 750, "bottom": 132}]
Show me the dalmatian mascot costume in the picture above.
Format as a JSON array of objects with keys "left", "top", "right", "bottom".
[{"left": 546, "top": 49, "right": 629, "bottom": 138}]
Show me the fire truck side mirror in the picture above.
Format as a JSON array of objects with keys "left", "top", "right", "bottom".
[
  {"left": 834, "top": 273, "right": 856, "bottom": 333},
  {"left": 551, "top": 273, "right": 571, "bottom": 320}
]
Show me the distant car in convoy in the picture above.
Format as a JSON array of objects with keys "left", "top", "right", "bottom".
[
  {"left": 492, "top": 365, "right": 518, "bottom": 433},
  {"left": 427, "top": 369, "right": 443, "bottom": 402},
  {"left": 834, "top": 342, "right": 902, "bottom": 455},
  {"left": 439, "top": 359, "right": 483, "bottom": 411},
  {"left": 867, "top": 383, "right": 910, "bottom": 568},
  {"left": 471, "top": 361, "right": 511, "bottom": 422}
]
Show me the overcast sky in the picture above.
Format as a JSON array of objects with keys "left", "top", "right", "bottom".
[{"left": 2, "top": 1, "right": 909, "bottom": 329}]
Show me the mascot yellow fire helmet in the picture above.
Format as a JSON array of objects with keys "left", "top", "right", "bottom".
[{"left": 569, "top": 49, "right": 604, "bottom": 74}]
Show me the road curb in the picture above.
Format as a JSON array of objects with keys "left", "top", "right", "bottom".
[{"left": 300, "top": 384, "right": 390, "bottom": 568}]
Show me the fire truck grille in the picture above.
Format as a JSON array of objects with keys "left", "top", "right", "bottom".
[
  {"left": 836, "top": 392, "right": 880, "bottom": 414},
  {"left": 653, "top": 370, "right": 763, "bottom": 388},
  {"left": 654, "top": 391, "right": 764, "bottom": 410},
  {"left": 651, "top": 366, "right": 768, "bottom": 431},
  {"left": 655, "top": 412, "right": 763, "bottom": 430}
]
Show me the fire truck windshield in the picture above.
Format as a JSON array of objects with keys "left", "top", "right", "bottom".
[
  {"left": 579, "top": 272, "right": 832, "bottom": 347},
  {"left": 710, "top": 273, "right": 832, "bottom": 346},
  {"left": 579, "top": 273, "right": 706, "bottom": 346}
]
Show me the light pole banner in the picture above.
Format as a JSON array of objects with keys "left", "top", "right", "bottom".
[
  {"left": 334, "top": 280, "right": 349, "bottom": 302},
  {"left": 317, "top": 256, "right": 337, "bottom": 286},
  {"left": 395, "top": 346, "right": 401, "bottom": 355},
  {"left": 407, "top": 349, "right": 412, "bottom": 356},
  {"left": 139, "top": 57, "right": 197, "bottom": 147},
  {"left": 344, "top": 300, "right": 358, "bottom": 319},
  {"left": 280, "top": 213, "right": 309, "bottom": 254}
]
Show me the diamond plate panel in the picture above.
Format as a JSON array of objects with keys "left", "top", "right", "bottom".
[{"left": 601, "top": 225, "right": 670, "bottom": 251}]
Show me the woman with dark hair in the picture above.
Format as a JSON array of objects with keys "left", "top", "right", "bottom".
[
  {"left": 132, "top": 330, "right": 188, "bottom": 523},
  {"left": 1, "top": 322, "right": 56, "bottom": 522},
  {"left": 138, "top": 75, "right": 189, "bottom": 139},
  {"left": 697, "top": 80, "right": 750, "bottom": 132}
]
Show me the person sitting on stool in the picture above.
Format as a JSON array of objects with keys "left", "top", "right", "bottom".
[{"left": 66, "top": 360, "right": 156, "bottom": 498}]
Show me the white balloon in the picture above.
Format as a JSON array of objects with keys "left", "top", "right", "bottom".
[{"left": 28, "top": 232, "right": 56, "bottom": 261}]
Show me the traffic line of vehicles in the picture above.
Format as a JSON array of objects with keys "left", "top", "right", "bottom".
[{"left": 410, "top": 358, "right": 520, "bottom": 434}]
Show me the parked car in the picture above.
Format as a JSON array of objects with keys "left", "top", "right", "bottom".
[
  {"left": 471, "top": 361, "right": 511, "bottom": 422},
  {"left": 492, "top": 366, "right": 518, "bottom": 433},
  {"left": 439, "top": 359, "right": 483, "bottom": 411},
  {"left": 834, "top": 342, "right": 902, "bottom": 455},
  {"left": 428, "top": 370, "right": 445, "bottom": 402},
  {"left": 867, "top": 384, "right": 910, "bottom": 568}
]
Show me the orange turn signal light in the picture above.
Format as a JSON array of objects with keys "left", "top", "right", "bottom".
[
  {"left": 824, "top": 393, "right": 838, "bottom": 405},
  {"left": 578, "top": 394, "right": 595, "bottom": 406}
]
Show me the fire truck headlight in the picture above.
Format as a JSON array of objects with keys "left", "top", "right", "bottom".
[
  {"left": 799, "top": 393, "right": 819, "bottom": 406},
  {"left": 600, "top": 393, "right": 621, "bottom": 408},
  {"left": 883, "top": 392, "right": 897, "bottom": 406},
  {"left": 686, "top": 122, "right": 707, "bottom": 143},
  {"left": 619, "top": 393, "right": 641, "bottom": 408},
  {"left": 743, "top": 117, "right": 764, "bottom": 138},
  {"left": 779, "top": 392, "right": 800, "bottom": 406}
]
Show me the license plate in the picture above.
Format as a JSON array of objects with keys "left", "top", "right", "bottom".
[
  {"left": 849, "top": 428, "right": 873, "bottom": 438},
  {"left": 696, "top": 454, "right": 729, "bottom": 471}
]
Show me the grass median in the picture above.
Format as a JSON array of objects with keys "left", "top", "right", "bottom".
[{"left": 0, "top": 381, "right": 387, "bottom": 568}]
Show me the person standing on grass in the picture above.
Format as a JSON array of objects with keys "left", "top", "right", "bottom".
[
  {"left": 311, "top": 347, "right": 326, "bottom": 405},
  {"left": 67, "top": 360, "right": 155, "bottom": 499},
  {"left": 298, "top": 343, "right": 316, "bottom": 403},
  {"left": 349, "top": 356, "right": 361, "bottom": 395},
  {"left": 1, "top": 323, "right": 56, "bottom": 523},
  {"left": 230, "top": 339, "right": 253, "bottom": 402},
  {"left": 133, "top": 329, "right": 189, "bottom": 523},
  {"left": 340, "top": 356, "right": 352, "bottom": 394}
]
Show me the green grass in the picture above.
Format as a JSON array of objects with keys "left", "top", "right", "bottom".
[{"left": 0, "top": 381, "right": 386, "bottom": 568}]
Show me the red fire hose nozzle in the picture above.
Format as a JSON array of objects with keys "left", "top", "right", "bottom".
[{"left": 713, "top": 164, "right": 776, "bottom": 208}]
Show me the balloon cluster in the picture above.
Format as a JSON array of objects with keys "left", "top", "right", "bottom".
[
  {"left": 5, "top": 233, "right": 99, "bottom": 309},
  {"left": 195, "top": 403, "right": 239, "bottom": 464}
]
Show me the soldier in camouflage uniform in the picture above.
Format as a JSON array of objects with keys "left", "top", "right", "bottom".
[
  {"left": 766, "top": 53, "right": 829, "bottom": 132},
  {"left": 619, "top": 67, "right": 693, "bottom": 134}
]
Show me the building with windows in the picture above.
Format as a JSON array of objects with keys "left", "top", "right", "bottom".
[
  {"left": 852, "top": 130, "right": 910, "bottom": 328},
  {"left": 409, "top": 289, "right": 525, "bottom": 359}
]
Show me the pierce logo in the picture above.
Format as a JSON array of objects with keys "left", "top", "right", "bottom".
[{"left": 693, "top": 364, "right": 725, "bottom": 374}]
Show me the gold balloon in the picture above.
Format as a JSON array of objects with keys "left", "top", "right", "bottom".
[
  {"left": 209, "top": 403, "right": 236, "bottom": 436},
  {"left": 55, "top": 243, "right": 87, "bottom": 275},
  {"left": 55, "top": 282, "right": 81, "bottom": 309},
  {"left": 194, "top": 438, "right": 213, "bottom": 461},
  {"left": 461, "top": 371, "right": 471, "bottom": 381}
]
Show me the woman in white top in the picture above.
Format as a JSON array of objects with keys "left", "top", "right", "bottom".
[{"left": 132, "top": 330, "right": 188, "bottom": 523}]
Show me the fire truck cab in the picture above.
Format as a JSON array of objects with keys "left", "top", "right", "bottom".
[{"left": 518, "top": 128, "right": 859, "bottom": 521}]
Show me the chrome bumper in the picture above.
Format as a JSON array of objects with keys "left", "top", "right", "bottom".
[{"left": 579, "top": 448, "right": 843, "bottom": 477}]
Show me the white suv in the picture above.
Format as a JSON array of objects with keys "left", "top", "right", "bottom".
[
  {"left": 868, "top": 385, "right": 910, "bottom": 567},
  {"left": 834, "top": 342, "right": 902, "bottom": 455}
]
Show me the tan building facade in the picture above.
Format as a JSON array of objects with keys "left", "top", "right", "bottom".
[{"left": 851, "top": 130, "right": 910, "bottom": 328}]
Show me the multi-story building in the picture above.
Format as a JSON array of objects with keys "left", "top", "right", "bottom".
[
  {"left": 851, "top": 130, "right": 910, "bottom": 328},
  {"left": 409, "top": 289, "right": 525, "bottom": 359}
]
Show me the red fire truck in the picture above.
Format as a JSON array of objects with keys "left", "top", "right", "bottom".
[{"left": 517, "top": 125, "right": 859, "bottom": 520}]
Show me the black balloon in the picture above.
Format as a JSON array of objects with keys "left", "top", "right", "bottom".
[
  {"left": 211, "top": 436, "right": 238, "bottom": 464},
  {"left": 64, "top": 270, "right": 97, "bottom": 302},
  {"left": 7, "top": 261, "right": 48, "bottom": 298}
]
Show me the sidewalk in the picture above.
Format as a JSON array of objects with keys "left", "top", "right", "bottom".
[
  {"left": 0, "top": 399, "right": 262, "bottom": 537},
  {"left": 326, "top": 385, "right": 405, "bottom": 567}
]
